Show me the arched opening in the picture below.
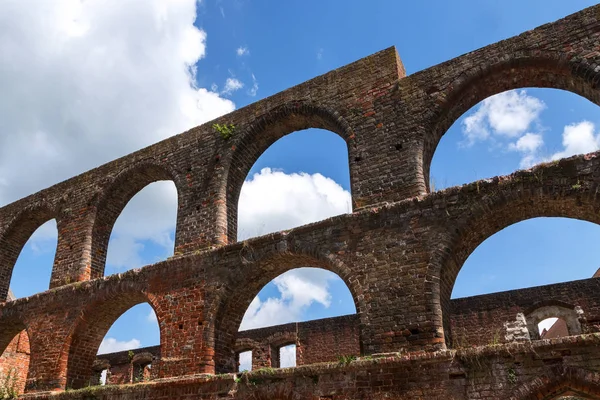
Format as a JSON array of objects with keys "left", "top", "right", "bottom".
[
  {"left": 65, "top": 292, "right": 160, "bottom": 389},
  {"left": 426, "top": 56, "right": 600, "bottom": 193},
  {"left": 237, "top": 128, "right": 352, "bottom": 241},
  {"left": 446, "top": 217, "right": 600, "bottom": 348},
  {"left": 94, "top": 304, "right": 159, "bottom": 386},
  {"left": 430, "top": 88, "right": 599, "bottom": 192},
  {"left": 0, "top": 207, "right": 57, "bottom": 301},
  {"left": 538, "top": 317, "right": 569, "bottom": 339},
  {"left": 8, "top": 220, "right": 57, "bottom": 300},
  {"left": 222, "top": 104, "right": 355, "bottom": 243},
  {"left": 91, "top": 164, "right": 178, "bottom": 277},
  {"left": 104, "top": 181, "right": 178, "bottom": 275},
  {"left": 211, "top": 253, "right": 363, "bottom": 373}
]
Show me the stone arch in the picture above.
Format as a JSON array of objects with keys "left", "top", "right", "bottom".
[
  {"left": 510, "top": 366, "right": 600, "bottom": 399},
  {"left": 432, "top": 166, "right": 600, "bottom": 346},
  {"left": 525, "top": 303, "right": 582, "bottom": 340},
  {"left": 209, "top": 243, "right": 365, "bottom": 373},
  {"left": 63, "top": 282, "right": 161, "bottom": 389},
  {"left": 218, "top": 102, "right": 356, "bottom": 243},
  {"left": 90, "top": 161, "right": 181, "bottom": 278},
  {"left": 423, "top": 52, "right": 600, "bottom": 191},
  {"left": 0, "top": 204, "right": 56, "bottom": 301}
]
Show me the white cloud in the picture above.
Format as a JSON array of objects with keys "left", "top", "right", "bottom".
[
  {"left": 551, "top": 121, "right": 600, "bottom": 161},
  {"left": 508, "top": 133, "right": 544, "bottom": 168},
  {"left": 279, "top": 344, "right": 296, "bottom": 368},
  {"left": 236, "top": 46, "right": 249, "bottom": 56},
  {"left": 147, "top": 308, "right": 158, "bottom": 323},
  {"left": 222, "top": 77, "right": 244, "bottom": 96},
  {"left": 462, "top": 90, "right": 545, "bottom": 145},
  {"left": 238, "top": 168, "right": 351, "bottom": 240},
  {"left": 508, "top": 132, "right": 543, "bottom": 153},
  {"left": 247, "top": 74, "right": 259, "bottom": 97},
  {"left": 239, "top": 267, "right": 338, "bottom": 330},
  {"left": 238, "top": 350, "right": 252, "bottom": 372},
  {"left": 0, "top": 0, "right": 235, "bottom": 207},
  {"left": 98, "top": 337, "right": 141, "bottom": 355}
]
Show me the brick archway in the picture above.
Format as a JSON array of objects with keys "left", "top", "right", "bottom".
[
  {"left": 423, "top": 53, "right": 600, "bottom": 193},
  {"left": 63, "top": 284, "right": 160, "bottom": 389},
  {"left": 208, "top": 245, "right": 364, "bottom": 373},
  {"left": 89, "top": 161, "right": 181, "bottom": 278},
  {"left": 217, "top": 102, "right": 356, "bottom": 244},
  {"left": 0, "top": 205, "right": 56, "bottom": 301},
  {"left": 430, "top": 162, "right": 600, "bottom": 346}
]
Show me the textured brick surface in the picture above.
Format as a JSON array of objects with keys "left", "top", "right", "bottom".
[{"left": 1, "top": 4, "right": 600, "bottom": 399}]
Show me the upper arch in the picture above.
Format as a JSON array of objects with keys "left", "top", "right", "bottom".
[
  {"left": 218, "top": 102, "right": 356, "bottom": 243},
  {"left": 0, "top": 203, "right": 56, "bottom": 301},
  {"left": 89, "top": 161, "right": 181, "bottom": 278},
  {"left": 423, "top": 52, "right": 600, "bottom": 191}
]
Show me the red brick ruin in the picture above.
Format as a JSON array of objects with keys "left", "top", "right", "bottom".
[{"left": 2, "top": 5, "right": 600, "bottom": 399}]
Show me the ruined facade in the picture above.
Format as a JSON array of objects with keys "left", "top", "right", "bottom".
[{"left": 2, "top": 5, "right": 600, "bottom": 399}]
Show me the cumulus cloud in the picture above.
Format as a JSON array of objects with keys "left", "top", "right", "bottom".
[
  {"left": 238, "top": 168, "right": 351, "bottom": 240},
  {"left": 239, "top": 267, "right": 339, "bottom": 330},
  {"left": 551, "top": 121, "right": 600, "bottom": 161},
  {"left": 0, "top": 0, "right": 235, "bottom": 207},
  {"left": 98, "top": 337, "right": 141, "bottom": 355},
  {"left": 462, "top": 90, "right": 545, "bottom": 145},
  {"left": 236, "top": 46, "right": 249, "bottom": 56},
  {"left": 508, "top": 133, "right": 544, "bottom": 168},
  {"left": 222, "top": 77, "right": 244, "bottom": 96}
]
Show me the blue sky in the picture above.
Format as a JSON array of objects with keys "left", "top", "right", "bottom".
[{"left": 2, "top": 1, "right": 600, "bottom": 362}]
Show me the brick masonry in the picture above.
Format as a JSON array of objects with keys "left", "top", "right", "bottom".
[{"left": 0, "top": 4, "right": 600, "bottom": 399}]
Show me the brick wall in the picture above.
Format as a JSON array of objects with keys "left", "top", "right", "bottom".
[
  {"left": 449, "top": 277, "right": 600, "bottom": 347},
  {"left": 0, "top": 4, "right": 600, "bottom": 399},
  {"left": 0, "top": 330, "right": 29, "bottom": 395}
]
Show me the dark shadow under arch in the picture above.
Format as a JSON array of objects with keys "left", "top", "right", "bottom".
[
  {"left": 64, "top": 286, "right": 160, "bottom": 389},
  {"left": 0, "top": 205, "right": 56, "bottom": 301},
  {"left": 424, "top": 53, "right": 600, "bottom": 192},
  {"left": 220, "top": 102, "right": 356, "bottom": 243},
  {"left": 90, "top": 162, "right": 180, "bottom": 278},
  {"left": 209, "top": 248, "right": 364, "bottom": 373}
]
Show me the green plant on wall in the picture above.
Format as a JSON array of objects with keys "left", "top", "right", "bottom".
[
  {"left": 213, "top": 123, "right": 236, "bottom": 140},
  {"left": 0, "top": 367, "right": 18, "bottom": 399}
]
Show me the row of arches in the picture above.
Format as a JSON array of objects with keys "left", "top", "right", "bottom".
[
  {"left": 1, "top": 210, "right": 598, "bottom": 391},
  {"left": 3, "top": 52, "right": 600, "bottom": 303}
]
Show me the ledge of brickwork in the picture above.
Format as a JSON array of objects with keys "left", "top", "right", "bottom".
[{"left": 19, "top": 334, "right": 600, "bottom": 400}]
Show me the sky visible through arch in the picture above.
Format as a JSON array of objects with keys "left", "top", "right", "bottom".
[{"left": 2, "top": 1, "right": 600, "bottom": 357}]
